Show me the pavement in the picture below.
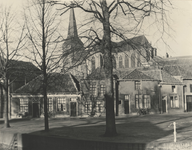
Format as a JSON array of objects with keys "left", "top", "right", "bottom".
[{"left": 1, "top": 113, "right": 192, "bottom": 149}]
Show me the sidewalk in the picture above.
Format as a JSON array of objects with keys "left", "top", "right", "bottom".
[{"left": 1, "top": 113, "right": 192, "bottom": 149}]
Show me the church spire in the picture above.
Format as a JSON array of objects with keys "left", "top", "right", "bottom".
[{"left": 67, "top": 8, "right": 78, "bottom": 38}]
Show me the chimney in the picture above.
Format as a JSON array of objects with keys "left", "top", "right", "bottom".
[{"left": 166, "top": 53, "right": 169, "bottom": 58}]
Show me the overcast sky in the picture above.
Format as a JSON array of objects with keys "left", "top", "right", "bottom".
[{"left": 1, "top": 0, "right": 192, "bottom": 58}]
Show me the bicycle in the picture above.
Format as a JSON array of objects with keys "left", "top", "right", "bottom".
[{"left": 137, "top": 108, "right": 150, "bottom": 115}]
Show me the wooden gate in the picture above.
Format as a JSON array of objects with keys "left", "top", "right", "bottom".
[
  {"left": 186, "top": 95, "right": 192, "bottom": 112},
  {"left": 124, "top": 101, "right": 129, "bottom": 114},
  {"left": 70, "top": 102, "right": 76, "bottom": 116}
]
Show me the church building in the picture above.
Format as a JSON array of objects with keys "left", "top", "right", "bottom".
[{"left": 62, "top": 8, "right": 157, "bottom": 77}]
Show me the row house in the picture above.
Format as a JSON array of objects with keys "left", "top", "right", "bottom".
[
  {"left": 118, "top": 68, "right": 183, "bottom": 115},
  {"left": 11, "top": 73, "right": 81, "bottom": 118}
]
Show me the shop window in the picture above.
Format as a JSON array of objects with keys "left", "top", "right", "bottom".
[
  {"left": 20, "top": 98, "right": 28, "bottom": 112},
  {"left": 57, "top": 98, "right": 66, "bottom": 111},
  {"left": 135, "top": 94, "right": 142, "bottom": 109},
  {"left": 143, "top": 95, "right": 151, "bottom": 109},
  {"left": 170, "top": 96, "right": 179, "bottom": 108}
]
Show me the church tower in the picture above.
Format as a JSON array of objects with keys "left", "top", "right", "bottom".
[{"left": 62, "top": 8, "right": 86, "bottom": 77}]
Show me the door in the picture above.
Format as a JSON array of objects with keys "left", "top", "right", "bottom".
[
  {"left": 124, "top": 101, "right": 129, "bottom": 114},
  {"left": 186, "top": 96, "right": 192, "bottom": 112},
  {"left": 33, "top": 103, "right": 39, "bottom": 118},
  {"left": 162, "top": 100, "right": 166, "bottom": 113},
  {"left": 70, "top": 102, "right": 76, "bottom": 116}
]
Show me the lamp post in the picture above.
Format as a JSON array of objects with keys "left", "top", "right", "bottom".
[{"left": 158, "top": 83, "right": 162, "bottom": 114}]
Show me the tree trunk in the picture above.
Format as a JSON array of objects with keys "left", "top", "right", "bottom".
[
  {"left": 42, "top": 0, "right": 49, "bottom": 131},
  {"left": 4, "top": 77, "right": 10, "bottom": 128},
  {"left": 101, "top": 0, "right": 117, "bottom": 137}
]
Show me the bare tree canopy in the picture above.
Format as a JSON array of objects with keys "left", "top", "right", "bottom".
[
  {"left": 52, "top": 0, "right": 173, "bottom": 136},
  {"left": 0, "top": 6, "right": 27, "bottom": 128}
]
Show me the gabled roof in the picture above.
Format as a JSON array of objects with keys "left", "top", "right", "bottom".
[
  {"left": 86, "top": 68, "right": 118, "bottom": 80},
  {"left": 4, "top": 59, "right": 41, "bottom": 81},
  {"left": 117, "top": 67, "right": 182, "bottom": 85},
  {"left": 160, "top": 70, "right": 182, "bottom": 85},
  {"left": 163, "top": 65, "right": 192, "bottom": 80},
  {"left": 123, "top": 69, "right": 154, "bottom": 80},
  {"left": 14, "top": 73, "right": 79, "bottom": 95},
  {"left": 141, "top": 69, "right": 182, "bottom": 85},
  {"left": 111, "top": 35, "right": 152, "bottom": 53},
  {"left": 86, "top": 68, "right": 106, "bottom": 80}
]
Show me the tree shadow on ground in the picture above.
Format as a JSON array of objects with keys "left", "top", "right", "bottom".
[
  {"left": 28, "top": 118, "right": 173, "bottom": 143},
  {"left": 0, "top": 118, "right": 31, "bottom": 124}
]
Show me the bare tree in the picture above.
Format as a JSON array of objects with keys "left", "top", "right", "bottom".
[
  {"left": 0, "top": 6, "right": 26, "bottom": 128},
  {"left": 24, "top": 0, "right": 65, "bottom": 131},
  {"left": 53, "top": 0, "right": 172, "bottom": 136}
]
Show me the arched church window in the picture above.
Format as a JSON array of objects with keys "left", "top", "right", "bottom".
[
  {"left": 131, "top": 53, "right": 135, "bottom": 68},
  {"left": 137, "top": 54, "right": 141, "bottom": 67},
  {"left": 100, "top": 55, "right": 103, "bottom": 67},
  {"left": 125, "top": 55, "right": 129, "bottom": 68},
  {"left": 91, "top": 56, "right": 95, "bottom": 70},
  {"left": 119, "top": 56, "right": 123, "bottom": 68},
  {"left": 112, "top": 55, "right": 116, "bottom": 69}
]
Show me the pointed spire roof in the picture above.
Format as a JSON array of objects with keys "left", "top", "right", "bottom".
[{"left": 67, "top": 8, "right": 78, "bottom": 38}]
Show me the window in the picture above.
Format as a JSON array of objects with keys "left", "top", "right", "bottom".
[
  {"left": 112, "top": 55, "right": 116, "bottom": 69},
  {"left": 57, "top": 98, "right": 66, "bottom": 111},
  {"left": 170, "top": 96, "right": 179, "bottom": 108},
  {"left": 90, "top": 82, "right": 96, "bottom": 95},
  {"left": 135, "top": 94, "right": 142, "bottom": 109},
  {"left": 131, "top": 53, "right": 135, "bottom": 67},
  {"left": 119, "top": 56, "right": 123, "bottom": 68},
  {"left": 91, "top": 56, "right": 95, "bottom": 71},
  {"left": 85, "top": 101, "right": 92, "bottom": 113},
  {"left": 143, "top": 95, "right": 151, "bottom": 108},
  {"left": 125, "top": 95, "right": 129, "bottom": 101},
  {"left": 96, "top": 101, "right": 103, "bottom": 113},
  {"left": 48, "top": 98, "right": 53, "bottom": 111},
  {"left": 135, "top": 81, "right": 141, "bottom": 90},
  {"left": 100, "top": 55, "right": 103, "bottom": 67},
  {"left": 137, "top": 54, "right": 141, "bottom": 67},
  {"left": 20, "top": 98, "right": 28, "bottom": 112},
  {"left": 100, "top": 84, "right": 105, "bottom": 96},
  {"left": 190, "top": 84, "right": 192, "bottom": 93},
  {"left": 172, "top": 86, "right": 176, "bottom": 93},
  {"left": 125, "top": 56, "right": 129, "bottom": 68}
]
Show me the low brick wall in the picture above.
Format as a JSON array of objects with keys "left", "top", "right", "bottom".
[
  {"left": 1, "top": 131, "right": 192, "bottom": 150},
  {"left": 22, "top": 134, "right": 146, "bottom": 150}
]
